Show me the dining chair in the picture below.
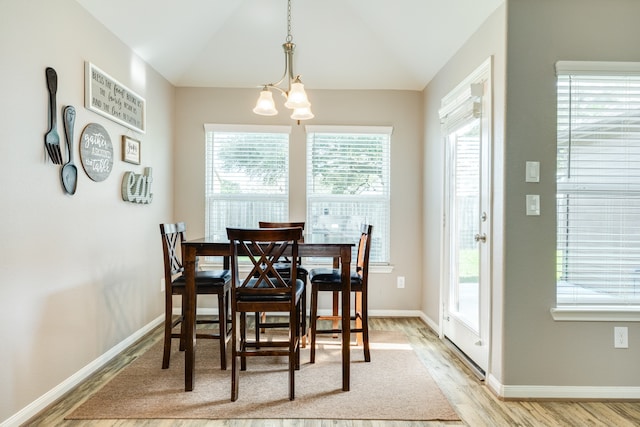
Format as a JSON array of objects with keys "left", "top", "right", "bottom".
[
  {"left": 308, "top": 223, "right": 373, "bottom": 363},
  {"left": 159, "top": 222, "right": 232, "bottom": 370},
  {"left": 257, "top": 221, "right": 308, "bottom": 344},
  {"left": 227, "top": 227, "right": 304, "bottom": 401}
]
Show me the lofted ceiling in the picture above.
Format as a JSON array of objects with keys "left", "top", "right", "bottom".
[{"left": 75, "top": 0, "right": 503, "bottom": 91}]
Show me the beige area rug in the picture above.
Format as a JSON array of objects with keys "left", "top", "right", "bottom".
[{"left": 67, "top": 330, "right": 460, "bottom": 421}]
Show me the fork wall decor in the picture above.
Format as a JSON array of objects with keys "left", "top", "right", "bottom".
[{"left": 44, "top": 67, "right": 63, "bottom": 164}]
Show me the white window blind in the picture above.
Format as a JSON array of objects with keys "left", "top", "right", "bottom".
[
  {"left": 204, "top": 124, "right": 291, "bottom": 240},
  {"left": 305, "top": 126, "right": 391, "bottom": 263},
  {"left": 556, "top": 61, "right": 640, "bottom": 306}
]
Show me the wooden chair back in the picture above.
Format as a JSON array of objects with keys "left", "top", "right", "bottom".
[
  {"left": 160, "top": 222, "right": 187, "bottom": 283},
  {"left": 258, "top": 221, "right": 305, "bottom": 242},
  {"left": 355, "top": 223, "right": 374, "bottom": 283},
  {"left": 227, "top": 227, "right": 303, "bottom": 308}
]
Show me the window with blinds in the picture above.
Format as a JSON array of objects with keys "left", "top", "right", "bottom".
[
  {"left": 556, "top": 61, "right": 640, "bottom": 306},
  {"left": 204, "top": 124, "right": 291, "bottom": 240},
  {"left": 305, "top": 126, "right": 391, "bottom": 263}
]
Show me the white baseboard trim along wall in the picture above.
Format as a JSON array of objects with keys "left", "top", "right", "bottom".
[{"left": 486, "top": 374, "right": 640, "bottom": 399}]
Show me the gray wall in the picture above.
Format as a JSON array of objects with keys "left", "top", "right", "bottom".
[
  {"left": 174, "top": 87, "right": 425, "bottom": 313},
  {"left": 0, "top": 0, "right": 174, "bottom": 421},
  {"left": 424, "top": 0, "right": 640, "bottom": 392},
  {"left": 502, "top": 0, "right": 640, "bottom": 387}
]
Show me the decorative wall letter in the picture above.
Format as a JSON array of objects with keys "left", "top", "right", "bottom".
[{"left": 122, "top": 167, "right": 153, "bottom": 204}]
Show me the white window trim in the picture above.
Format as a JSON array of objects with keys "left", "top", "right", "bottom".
[
  {"left": 551, "top": 306, "right": 640, "bottom": 322},
  {"left": 553, "top": 60, "right": 640, "bottom": 321}
]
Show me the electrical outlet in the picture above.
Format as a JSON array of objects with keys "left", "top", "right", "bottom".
[
  {"left": 614, "top": 326, "right": 628, "bottom": 348},
  {"left": 160, "top": 278, "right": 165, "bottom": 293},
  {"left": 397, "top": 276, "right": 405, "bottom": 289}
]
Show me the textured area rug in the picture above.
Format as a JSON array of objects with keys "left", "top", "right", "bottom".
[{"left": 67, "top": 330, "right": 460, "bottom": 421}]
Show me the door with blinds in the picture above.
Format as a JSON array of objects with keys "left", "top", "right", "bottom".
[{"left": 440, "top": 58, "right": 492, "bottom": 375}]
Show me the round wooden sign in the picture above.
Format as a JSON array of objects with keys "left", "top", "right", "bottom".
[{"left": 79, "top": 123, "right": 113, "bottom": 182}]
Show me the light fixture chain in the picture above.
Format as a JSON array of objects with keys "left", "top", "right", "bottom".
[{"left": 286, "top": 0, "right": 292, "bottom": 42}]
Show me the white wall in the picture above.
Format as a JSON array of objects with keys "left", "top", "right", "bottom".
[
  {"left": 422, "top": 4, "right": 507, "bottom": 381},
  {"left": 0, "top": 0, "right": 174, "bottom": 422},
  {"left": 174, "top": 87, "right": 424, "bottom": 313}
]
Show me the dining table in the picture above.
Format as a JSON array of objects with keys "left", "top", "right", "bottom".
[{"left": 181, "top": 235, "right": 355, "bottom": 392}]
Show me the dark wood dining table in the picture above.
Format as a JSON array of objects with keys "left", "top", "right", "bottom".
[{"left": 181, "top": 236, "right": 354, "bottom": 392}]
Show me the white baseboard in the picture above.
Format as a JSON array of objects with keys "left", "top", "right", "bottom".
[
  {"left": 418, "top": 311, "right": 440, "bottom": 334},
  {"left": 1, "top": 315, "right": 164, "bottom": 427},
  {"left": 487, "top": 373, "right": 640, "bottom": 399}
]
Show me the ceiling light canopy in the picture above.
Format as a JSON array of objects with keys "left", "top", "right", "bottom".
[{"left": 253, "top": 0, "right": 314, "bottom": 121}]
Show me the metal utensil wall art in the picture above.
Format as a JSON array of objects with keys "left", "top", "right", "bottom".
[
  {"left": 79, "top": 123, "right": 113, "bottom": 182},
  {"left": 44, "top": 67, "right": 63, "bottom": 164},
  {"left": 61, "top": 106, "right": 78, "bottom": 194}
]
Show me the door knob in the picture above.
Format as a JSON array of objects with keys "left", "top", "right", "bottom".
[{"left": 474, "top": 233, "right": 487, "bottom": 243}]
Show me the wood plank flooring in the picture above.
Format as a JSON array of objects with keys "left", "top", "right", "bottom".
[{"left": 24, "top": 317, "right": 640, "bottom": 426}]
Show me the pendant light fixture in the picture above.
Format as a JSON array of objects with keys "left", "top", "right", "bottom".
[{"left": 253, "top": 0, "right": 314, "bottom": 121}]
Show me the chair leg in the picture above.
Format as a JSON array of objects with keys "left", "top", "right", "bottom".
[
  {"left": 300, "top": 271, "right": 308, "bottom": 347},
  {"left": 162, "top": 294, "right": 173, "bottom": 369},
  {"left": 289, "top": 306, "right": 297, "bottom": 400},
  {"left": 298, "top": 300, "right": 302, "bottom": 370},
  {"left": 361, "top": 289, "right": 370, "bottom": 362},
  {"left": 310, "top": 284, "right": 318, "bottom": 363},
  {"left": 260, "top": 311, "right": 267, "bottom": 332},
  {"left": 332, "top": 291, "right": 340, "bottom": 338},
  {"left": 255, "top": 311, "right": 261, "bottom": 348},
  {"left": 240, "top": 312, "right": 247, "bottom": 371},
  {"left": 179, "top": 296, "right": 187, "bottom": 351},
  {"left": 218, "top": 291, "right": 227, "bottom": 370},
  {"left": 355, "top": 291, "right": 363, "bottom": 346},
  {"left": 231, "top": 309, "right": 239, "bottom": 401}
]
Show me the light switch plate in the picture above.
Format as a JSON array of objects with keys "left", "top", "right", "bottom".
[
  {"left": 526, "top": 161, "right": 540, "bottom": 183},
  {"left": 526, "top": 194, "right": 540, "bottom": 216}
]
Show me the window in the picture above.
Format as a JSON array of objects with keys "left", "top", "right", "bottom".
[
  {"left": 556, "top": 61, "right": 640, "bottom": 307},
  {"left": 306, "top": 126, "right": 391, "bottom": 263},
  {"left": 204, "top": 124, "right": 291, "bottom": 240}
]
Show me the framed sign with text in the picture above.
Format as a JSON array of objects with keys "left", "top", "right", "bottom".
[
  {"left": 122, "top": 136, "right": 141, "bottom": 165},
  {"left": 84, "top": 62, "right": 146, "bottom": 133}
]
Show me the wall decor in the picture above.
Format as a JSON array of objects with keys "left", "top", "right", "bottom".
[
  {"left": 122, "top": 136, "right": 141, "bottom": 164},
  {"left": 79, "top": 123, "right": 113, "bottom": 182},
  {"left": 61, "top": 106, "right": 78, "bottom": 195},
  {"left": 44, "top": 67, "right": 63, "bottom": 164},
  {"left": 85, "top": 62, "right": 146, "bottom": 133},
  {"left": 122, "top": 167, "right": 153, "bottom": 204}
]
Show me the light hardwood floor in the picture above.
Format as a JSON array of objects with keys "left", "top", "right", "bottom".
[{"left": 24, "top": 317, "right": 640, "bottom": 427}]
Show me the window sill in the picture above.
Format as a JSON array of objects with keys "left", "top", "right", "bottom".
[{"left": 551, "top": 306, "right": 640, "bottom": 322}]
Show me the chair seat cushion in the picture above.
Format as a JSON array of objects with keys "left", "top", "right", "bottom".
[
  {"left": 309, "top": 268, "right": 363, "bottom": 291},
  {"left": 172, "top": 269, "right": 231, "bottom": 288},
  {"left": 273, "top": 262, "right": 308, "bottom": 275},
  {"left": 237, "top": 278, "right": 305, "bottom": 301}
]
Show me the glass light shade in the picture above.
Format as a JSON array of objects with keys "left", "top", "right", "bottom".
[
  {"left": 284, "top": 81, "right": 311, "bottom": 109},
  {"left": 290, "top": 106, "right": 314, "bottom": 121},
  {"left": 253, "top": 90, "right": 278, "bottom": 116}
]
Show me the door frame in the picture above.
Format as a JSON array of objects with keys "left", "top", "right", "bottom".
[{"left": 438, "top": 56, "right": 493, "bottom": 375}]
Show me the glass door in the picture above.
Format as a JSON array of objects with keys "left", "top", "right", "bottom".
[
  {"left": 443, "top": 114, "right": 490, "bottom": 374},
  {"left": 440, "top": 60, "right": 492, "bottom": 375}
]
